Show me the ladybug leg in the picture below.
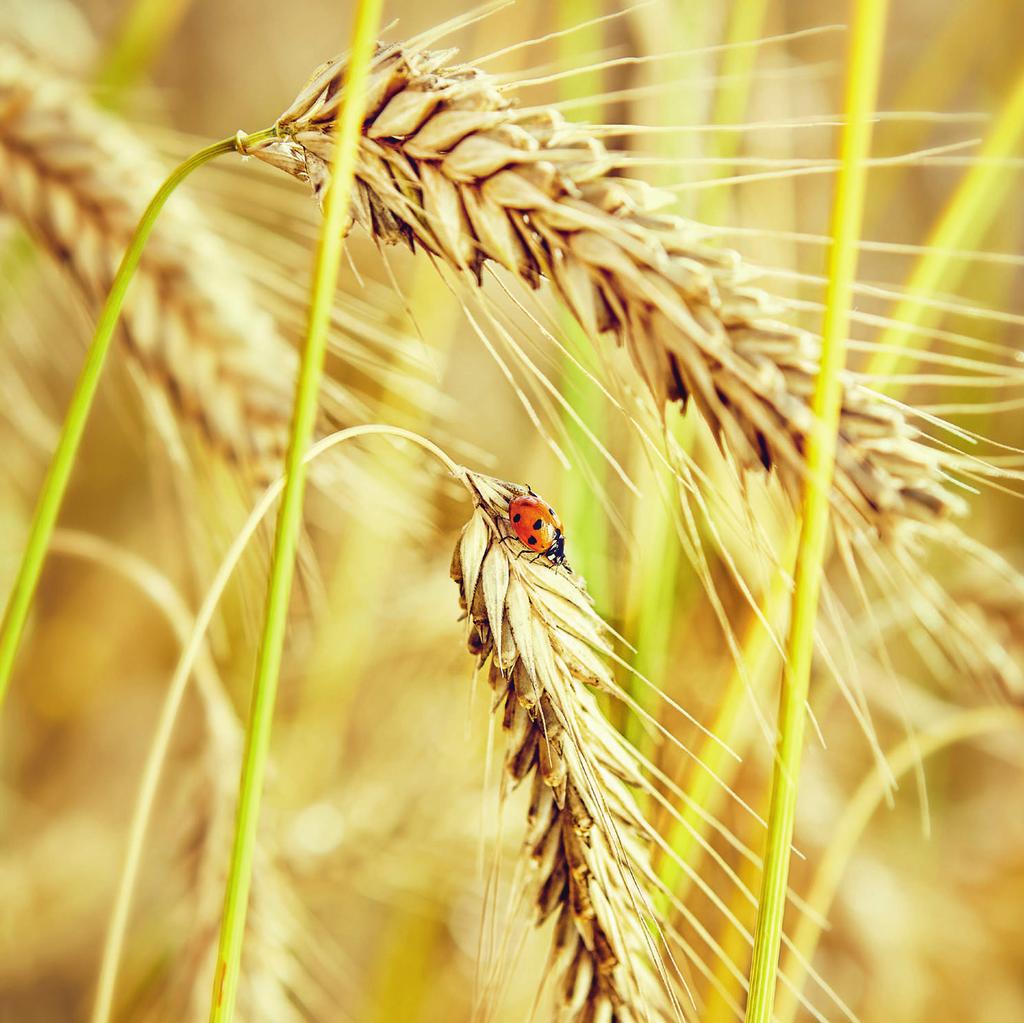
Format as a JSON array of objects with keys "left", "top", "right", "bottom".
[
  {"left": 505, "top": 541, "right": 540, "bottom": 566},
  {"left": 496, "top": 535, "right": 531, "bottom": 563}
]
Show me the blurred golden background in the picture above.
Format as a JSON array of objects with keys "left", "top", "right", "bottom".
[{"left": 1, "top": 1, "right": 1022, "bottom": 1021}]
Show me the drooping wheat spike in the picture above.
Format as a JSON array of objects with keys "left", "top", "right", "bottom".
[
  {"left": 242, "top": 41, "right": 965, "bottom": 541},
  {"left": 0, "top": 41, "right": 296, "bottom": 479},
  {"left": 450, "top": 467, "right": 678, "bottom": 1023}
]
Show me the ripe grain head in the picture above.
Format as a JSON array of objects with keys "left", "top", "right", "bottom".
[
  {"left": 242, "top": 40, "right": 965, "bottom": 544},
  {"left": 451, "top": 467, "right": 680, "bottom": 1022}
]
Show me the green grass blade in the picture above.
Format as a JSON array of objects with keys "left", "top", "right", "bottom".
[
  {"left": 555, "top": 0, "right": 611, "bottom": 608},
  {"left": 653, "top": 0, "right": 774, "bottom": 871},
  {"left": 867, "top": 67, "right": 1024, "bottom": 387},
  {"left": 655, "top": 539, "right": 793, "bottom": 912},
  {"left": 621, "top": 3, "right": 702, "bottom": 748},
  {"left": 97, "top": 0, "right": 195, "bottom": 99},
  {"left": 205, "top": 4, "right": 383, "bottom": 1021},
  {"left": 698, "top": 0, "right": 771, "bottom": 227},
  {"left": 0, "top": 132, "right": 255, "bottom": 713},
  {"left": 87, "top": 425, "right": 453, "bottom": 1023},
  {"left": 775, "top": 706, "right": 1023, "bottom": 1023},
  {"left": 743, "top": 2, "right": 890, "bottom": 1020}
]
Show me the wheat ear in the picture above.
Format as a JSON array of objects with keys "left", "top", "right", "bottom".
[
  {"left": 451, "top": 467, "right": 679, "bottom": 1023},
  {"left": 242, "top": 40, "right": 964, "bottom": 540},
  {"left": 0, "top": 42, "right": 297, "bottom": 478}
]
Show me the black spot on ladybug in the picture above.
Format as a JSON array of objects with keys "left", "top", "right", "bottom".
[
  {"left": 533, "top": 519, "right": 543, "bottom": 530},
  {"left": 548, "top": 507, "right": 554, "bottom": 514},
  {"left": 528, "top": 536, "right": 537, "bottom": 545},
  {"left": 513, "top": 513, "right": 521, "bottom": 522}
]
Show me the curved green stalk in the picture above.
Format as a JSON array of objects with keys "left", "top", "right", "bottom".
[
  {"left": 775, "top": 706, "right": 1023, "bottom": 1023},
  {"left": 206, "top": 3, "right": 383, "bottom": 1020},
  {"left": 0, "top": 131, "right": 274, "bottom": 713},
  {"left": 84, "top": 423, "right": 455, "bottom": 1023},
  {"left": 744, "top": 3, "right": 890, "bottom": 1020},
  {"left": 41, "top": 531, "right": 225, "bottom": 1023}
]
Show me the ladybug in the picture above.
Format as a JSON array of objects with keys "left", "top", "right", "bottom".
[{"left": 507, "top": 489, "right": 569, "bottom": 568}]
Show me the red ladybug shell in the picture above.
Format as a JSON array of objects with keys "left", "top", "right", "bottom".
[{"left": 508, "top": 493, "right": 567, "bottom": 564}]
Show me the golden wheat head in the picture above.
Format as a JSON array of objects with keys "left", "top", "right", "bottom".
[
  {"left": 450, "top": 467, "right": 680, "bottom": 1022},
  {"left": 242, "top": 41, "right": 964, "bottom": 542}
]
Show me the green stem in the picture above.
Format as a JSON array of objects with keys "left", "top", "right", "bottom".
[
  {"left": 88, "top": 424, "right": 456, "bottom": 1023},
  {"left": 744, "top": 2, "right": 889, "bottom": 1020},
  {"left": 866, "top": 1, "right": 1010, "bottom": 231},
  {"left": 206, "top": 2, "right": 383, "bottom": 1020},
  {"left": 697, "top": 0, "right": 771, "bottom": 226},
  {"left": 775, "top": 706, "right": 1023, "bottom": 1023},
  {"left": 656, "top": 541, "right": 792, "bottom": 913},
  {"left": 0, "top": 131, "right": 268, "bottom": 713},
  {"left": 556, "top": 0, "right": 610, "bottom": 610},
  {"left": 866, "top": 67, "right": 1024, "bottom": 387},
  {"left": 97, "top": 0, "right": 195, "bottom": 100}
]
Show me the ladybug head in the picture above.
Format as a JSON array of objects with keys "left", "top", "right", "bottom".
[{"left": 546, "top": 532, "right": 570, "bottom": 570}]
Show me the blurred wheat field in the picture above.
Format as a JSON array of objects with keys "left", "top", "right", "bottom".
[{"left": 0, "top": 1, "right": 1023, "bottom": 1022}]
